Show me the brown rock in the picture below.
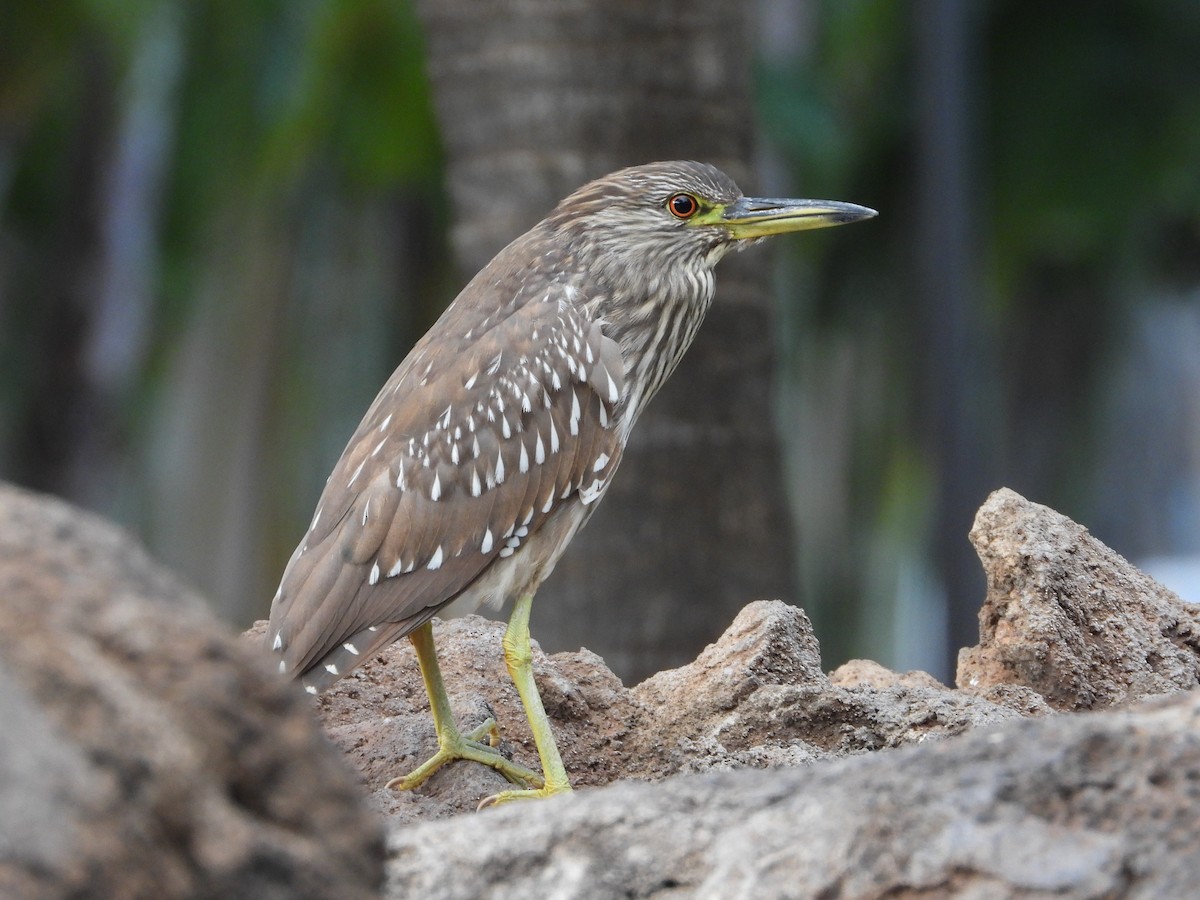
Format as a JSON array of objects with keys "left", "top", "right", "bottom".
[
  {"left": 828, "top": 658, "right": 943, "bottom": 690},
  {"left": 958, "top": 487, "right": 1200, "bottom": 709},
  {"left": 632, "top": 601, "right": 1019, "bottom": 766},
  {"left": 294, "top": 614, "right": 646, "bottom": 824},
  {"left": 0, "top": 483, "right": 383, "bottom": 899},
  {"left": 307, "top": 600, "right": 1020, "bottom": 821}
]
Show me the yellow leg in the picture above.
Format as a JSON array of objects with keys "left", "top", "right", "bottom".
[
  {"left": 479, "top": 592, "right": 573, "bottom": 807},
  {"left": 386, "top": 621, "right": 543, "bottom": 792}
]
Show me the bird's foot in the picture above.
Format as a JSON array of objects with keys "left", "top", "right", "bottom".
[
  {"left": 385, "top": 718, "right": 544, "bottom": 792},
  {"left": 477, "top": 779, "right": 573, "bottom": 810}
]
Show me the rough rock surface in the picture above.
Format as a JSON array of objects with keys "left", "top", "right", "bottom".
[
  {"left": 14, "top": 477, "right": 1198, "bottom": 898},
  {"left": 321, "top": 487, "right": 1200, "bottom": 898},
  {"left": 0, "top": 483, "right": 383, "bottom": 899},
  {"left": 385, "top": 691, "right": 1200, "bottom": 899},
  {"left": 305, "top": 601, "right": 1019, "bottom": 822},
  {"left": 958, "top": 487, "right": 1200, "bottom": 709}
]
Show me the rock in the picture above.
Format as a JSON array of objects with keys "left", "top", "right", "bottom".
[
  {"left": 301, "top": 614, "right": 648, "bottom": 824},
  {"left": 630, "top": 602, "right": 1018, "bottom": 766},
  {"left": 307, "top": 600, "right": 1019, "bottom": 821},
  {"left": 383, "top": 690, "right": 1200, "bottom": 899},
  {"left": 241, "top": 488, "right": 1200, "bottom": 897},
  {"left": 0, "top": 483, "right": 383, "bottom": 899},
  {"left": 828, "top": 658, "right": 943, "bottom": 690},
  {"left": 958, "top": 487, "right": 1200, "bottom": 709}
]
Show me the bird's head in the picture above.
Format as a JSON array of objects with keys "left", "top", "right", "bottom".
[
  {"left": 544, "top": 160, "right": 876, "bottom": 276},
  {"left": 526, "top": 161, "right": 876, "bottom": 419}
]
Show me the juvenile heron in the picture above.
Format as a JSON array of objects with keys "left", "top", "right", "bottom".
[{"left": 267, "top": 161, "right": 875, "bottom": 804}]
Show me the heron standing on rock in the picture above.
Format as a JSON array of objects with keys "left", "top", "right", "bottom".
[{"left": 267, "top": 161, "right": 875, "bottom": 805}]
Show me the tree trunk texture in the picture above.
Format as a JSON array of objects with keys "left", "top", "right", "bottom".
[{"left": 414, "top": 0, "right": 798, "bottom": 681}]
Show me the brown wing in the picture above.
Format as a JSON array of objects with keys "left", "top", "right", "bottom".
[{"left": 266, "top": 276, "right": 625, "bottom": 687}]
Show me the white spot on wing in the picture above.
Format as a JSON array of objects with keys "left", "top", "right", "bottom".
[
  {"left": 305, "top": 684, "right": 317, "bottom": 695},
  {"left": 431, "top": 472, "right": 442, "bottom": 501},
  {"left": 594, "top": 452, "right": 610, "bottom": 472},
  {"left": 325, "top": 663, "right": 339, "bottom": 676},
  {"left": 519, "top": 442, "right": 530, "bottom": 473},
  {"left": 388, "top": 559, "right": 405, "bottom": 577},
  {"left": 343, "top": 642, "right": 360, "bottom": 655},
  {"left": 428, "top": 546, "right": 444, "bottom": 570},
  {"left": 495, "top": 448, "right": 505, "bottom": 483},
  {"left": 580, "top": 478, "right": 606, "bottom": 504},
  {"left": 369, "top": 562, "right": 380, "bottom": 585},
  {"left": 482, "top": 528, "right": 494, "bottom": 553},
  {"left": 535, "top": 431, "right": 546, "bottom": 465},
  {"left": 272, "top": 632, "right": 283, "bottom": 651}
]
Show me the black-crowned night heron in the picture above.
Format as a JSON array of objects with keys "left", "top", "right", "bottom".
[{"left": 267, "top": 161, "right": 875, "bottom": 805}]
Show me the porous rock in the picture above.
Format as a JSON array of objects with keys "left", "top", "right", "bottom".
[
  {"left": 384, "top": 690, "right": 1200, "bottom": 899},
  {"left": 309, "top": 601, "right": 1018, "bottom": 821},
  {"left": 0, "top": 483, "right": 383, "bottom": 899},
  {"left": 958, "top": 487, "right": 1200, "bottom": 709},
  {"left": 275, "top": 488, "right": 1200, "bottom": 898}
]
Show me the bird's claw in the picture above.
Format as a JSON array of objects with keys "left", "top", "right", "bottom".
[
  {"left": 477, "top": 781, "right": 573, "bottom": 811},
  {"left": 385, "top": 717, "right": 544, "bottom": 792}
]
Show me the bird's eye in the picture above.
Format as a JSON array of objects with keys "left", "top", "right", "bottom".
[{"left": 667, "top": 193, "right": 699, "bottom": 219}]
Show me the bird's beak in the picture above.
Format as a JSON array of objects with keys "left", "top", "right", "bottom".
[{"left": 713, "top": 196, "right": 877, "bottom": 240}]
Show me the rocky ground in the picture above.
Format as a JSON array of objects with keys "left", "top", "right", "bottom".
[{"left": 2, "top": 483, "right": 1198, "bottom": 898}]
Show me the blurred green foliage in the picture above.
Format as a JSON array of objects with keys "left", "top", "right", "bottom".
[{"left": 757, "top": 0, "right": 1200, "bottom": 668}]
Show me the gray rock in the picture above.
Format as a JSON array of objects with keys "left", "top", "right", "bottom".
[
  {"left": 0, "top": 483, "right": 383, "bottom": 899},
  {"left": 384, "top": 691, "right": 1200, "bottom": 899}
]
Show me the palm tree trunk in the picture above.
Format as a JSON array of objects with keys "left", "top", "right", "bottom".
[{"left": 414, "top": 0, "right": 798, "bottom": 680}]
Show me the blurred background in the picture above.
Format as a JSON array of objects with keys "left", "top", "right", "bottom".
[{"left": 2, "top": 0, "right": 1198, "bottom": 684}]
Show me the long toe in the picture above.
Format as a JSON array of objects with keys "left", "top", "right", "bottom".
[
  {"left": 386, "top": 725, "right": 544, "bottom": 792},
  {"left": 477, "top": 781, "right": 573, "bottom": 810}
]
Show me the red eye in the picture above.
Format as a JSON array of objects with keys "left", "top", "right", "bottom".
[{"left": 668, "top": 193, "right": 699, "bottom": 219}]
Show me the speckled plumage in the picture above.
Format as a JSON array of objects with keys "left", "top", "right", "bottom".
[
  {"left": 265, "top": 161, "right": 875, "bottom": 709},
  {"left": 268, "top": 162, "right": 741, "bottom": 692}
]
